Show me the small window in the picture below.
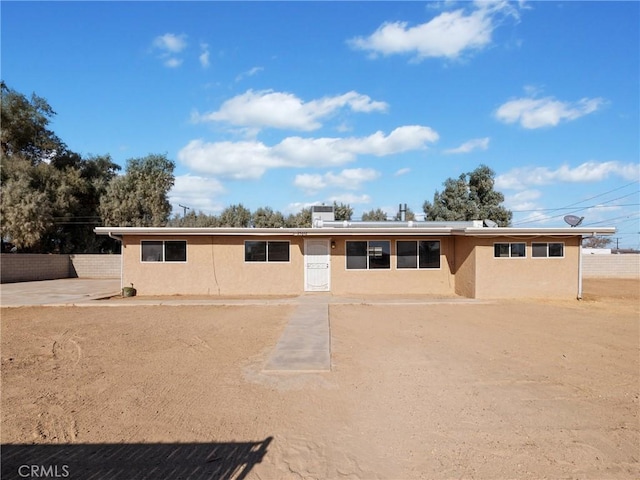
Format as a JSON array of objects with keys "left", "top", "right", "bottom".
[
  {"left": 419, "top": 241, "right": 440, "bottom": 268},
  {"left": 368, "top": 241, "right": 390, "bottom": 269},
  {"left": 532, "top": 242, "right": 564, "bottom": 258},
  {"left": 268, "top": 241, "right": 290, "bottom": 262},
  {"left": 532, "top": 243, "right": 547, "bottom": 258},
  {"left": 141, "top": 241, "right": 186, "bottom": 262},
  {"left": 494, "top": 242, "right": 526, "bottom": 258},
  {"left": 511, "top": 243, "right": 526, "bottom": 258},
  {"left": 549, "top": 243, "right": 564, "bottom": 257},
  {"left": 397, "top": 241, "right": 418, "bottom": 269},
  {"left": 245, "top": 241, "right": 289, "bottom": 262},
  {"left": 397, "top": 240, "right": 440, "bottom": 269},
  {"left": 346, "top": 241, "right": 390, "bottom": 270},
  {"left": 346, "top": 241, "right": 367, "bottom": 270},
  {"left": 165, "top": 241, "right": 187, "bottom": 262}
]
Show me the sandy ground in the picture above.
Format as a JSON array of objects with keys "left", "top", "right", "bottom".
[{"left": 1, "top": 278, "right": 638, "bottom": 479}]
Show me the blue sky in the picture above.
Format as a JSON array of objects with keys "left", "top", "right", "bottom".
[{"left": 3, "top": 1, "right": 639, "bottom": 247}]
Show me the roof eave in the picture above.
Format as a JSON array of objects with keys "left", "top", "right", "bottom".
[{"left": 456, "top": 227, "right": 617, "bottom": 236}]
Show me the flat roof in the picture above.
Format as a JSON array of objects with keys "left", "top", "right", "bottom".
[{"left": 95, "top": 226, "right": 616, "bottom": 238}]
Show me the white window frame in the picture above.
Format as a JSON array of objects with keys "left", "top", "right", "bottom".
[
  {"left": 396, "top": 240, "right": 441, "bottom": 270},
  {"left": 141, "top": 240, "right": 187, "bottom": 263},
  {"left": 244, "top": 240, "right": 291, "bottom": 263},
  {"left": 345, "top": 240, "right": 391, "bottom": 270},
  {"left": 493, "top": 242, "right": 527, "bottom": 259},
  {"left": 532, "top": 242, "right": 565, "bottom": 258}
]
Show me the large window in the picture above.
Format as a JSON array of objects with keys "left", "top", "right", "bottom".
[
  {"left": 494, "top": 242, "right": 526, "bottom": 258},
  {"left": 532, "top": 242, "right": 564, "bottom": 258},
  {"left": 346, "top": 241, "right": 390, "bottom": 270},
  {"left": 245, "top": 241, "right": 290, "bottom": 262},
  {"left": 397, "top": 240, "right": 440, "bottom": 269},
  {"left": 141, "top": 240, "right": 187, "bottom": 262}
]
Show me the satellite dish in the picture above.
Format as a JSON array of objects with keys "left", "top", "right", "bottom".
[
  {"left": 564, "top": 215, "right": 584, "bottom": 227},
  {"left": 483, "top": 219, "right": 498, "bottom": 228}
]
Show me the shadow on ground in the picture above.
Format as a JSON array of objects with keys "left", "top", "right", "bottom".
[{"left": 1, "top": 437, "right": 272, "bottom": 480}]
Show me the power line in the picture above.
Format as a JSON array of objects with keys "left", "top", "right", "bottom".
[
  {"left": 510, "top": 180, "right": 639, "bottom": 225},
  {"left": 511, "top": 202, "right": 639, "bottom": 213},
  {"left": 512, "top": 191, "right": 640, "bottom": 226}
]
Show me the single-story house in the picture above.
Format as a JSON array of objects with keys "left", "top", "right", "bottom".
[{"left": 95, "top": 209, "right": 615, "bottom": 300}]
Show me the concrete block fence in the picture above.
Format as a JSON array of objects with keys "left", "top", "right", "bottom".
[
  {"left": 582, "top": 254, "right": 640, "bottom": 278},
  {"left": 1, "top": 254, "right": 120, "bottom": 283}
]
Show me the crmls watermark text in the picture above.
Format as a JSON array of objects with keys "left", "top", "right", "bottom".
[{"left": 18, "top": 464, "right": 70, "bottom": 478}]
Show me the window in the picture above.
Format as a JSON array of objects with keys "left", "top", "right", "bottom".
[
  {"left": 141, "top": 240, "right": 186, "bottom": 262},
  {"left": 494, "top": 242, "right": 526, "bottom": 258},
  {"left": 244, "top": 241, "right": 290, "bottom": 262},
  {"left": 532, "top": 242, "right": 564, "bottom": 258},
  {"left": 346, "top": 241, "right": 390, "bottom": 270},
  {"left": 397, "top": 241, "right": 441, "bottom": 269}
]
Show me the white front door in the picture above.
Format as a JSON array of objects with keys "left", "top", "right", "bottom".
[{"left": 304, "top": 239, "right": 330, "bottom": 292}]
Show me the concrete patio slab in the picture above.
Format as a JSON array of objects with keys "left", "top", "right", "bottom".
[
  {"left": 0, "top": 278, "right": 121, "bottom": 307},
  {"left": 263, "top": 302, "right": 330, "bottom": 372}
]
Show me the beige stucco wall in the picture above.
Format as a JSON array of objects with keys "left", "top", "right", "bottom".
[
  {"left": 122, "top": 235, "right": 305, "bottom": 296},
  {"left": 452, "top": 237, "right": 476, "bottom": 298},
  {"left": 471, "top": 236, "right": 581, "bottom": 299},
  {"left": 329, "top": 236, "right": 456, "bottom": 296},
  {"left": 121, "top": 234, "right": 583, "bottom": 298}
]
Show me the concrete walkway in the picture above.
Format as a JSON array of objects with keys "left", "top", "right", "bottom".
[{"left": 263, "top": 299, "right": 331, "bottom": 372}]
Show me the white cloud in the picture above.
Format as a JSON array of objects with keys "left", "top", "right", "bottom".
[
  {"left": 348, "top": 1, "right": 520, "bottom": 61},
  {"left": 178, "top": 125, "right": 438, "bottom": 179},
  {"left": 169, "top": 174, "right": 226, "bottom": 214},
  {"left": 152, "top": 33, "right": 188, "bottom": 68},
  {"left": 496, "top": 161, "right": 640, "bottom": 190},
  {"left": 193, "top": 89, "right": 389, "bottom": 131},
  {"left": 504, "top": 189, "right": 542, "bottom": 210},
  {"left": 199, "top": 43, "right": 210, "bottom": 68},
  {"left": 294, "top": 168, "right": 381, "bottom": 194},
  {"left": 293, "top": 174, "right": 325, "bottom": 193},
  {"left": 153, "top": 33, "right": 188, "bottom": 53},
  {"left": 495, "top": 96, "right": 605, "bottom": 129},
  {"left": 178, "top": 140, "right": 278, "bottom": 180},
  {"left": 394, "top": 167, "right": 411, "bottom": 176},
  {"left": 284, "top": 201, "right": 323, "bottom": 214},
  {"left": 328, "top": 193, "right": 372, "bottom": 205},
  {"left": 235, "top": 66, "right": 264, "bottom": 82},
  {"left": 163, "top": 58, "right": 183, "bottom": 68},
  {"left": 444, "top": 137, "right": 489, "bottom": 154}
]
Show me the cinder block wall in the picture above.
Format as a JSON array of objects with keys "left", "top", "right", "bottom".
[
  {"left": 0, "top": 254, "right": 70, "bottom": 283},
  {"left": 69, "top": 254, "right": 120, "bottom": 278},
  {"left": 1, "top": 254, "right": 121, "bottom": 283},
  {"left": 582, "top": 254, "right": 640, "bottom": 278}
]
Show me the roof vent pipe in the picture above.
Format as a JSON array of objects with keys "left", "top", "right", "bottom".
[{"left": 399, "top": 203, "right": 407, "bottom": 222}]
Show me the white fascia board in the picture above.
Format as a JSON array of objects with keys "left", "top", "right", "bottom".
[
  {"left": 456, "top": 227, "right": 617, "bottom": 237},
  {"left": 95, "top": 226, "right": 616, "bottom": 238},
  {"left": 94, "top": 226, "right": 454, "bottom": 237}
]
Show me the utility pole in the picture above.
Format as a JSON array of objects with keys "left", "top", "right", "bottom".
[{"left": 178, "top": 204, "right": 190, "bottom": 217}]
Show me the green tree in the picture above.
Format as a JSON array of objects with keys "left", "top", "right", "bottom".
[
  {"left": 0, "top": 173, "right": 52, "bottom": 249},
  {"left": 423, "top": 165, "right": 512, "bottom": 226},
  {"left": 1, "top": 84, "right": 121, "bottom": 252},
  {"left": 252, "top": 207, "right": 285, "bottom": 228},
  {"left": 285, "top": 207, "right": 312, "bottom": 228},
  {"left": 0, "top": 82, "right": 64, "bottom": 163},
  {"left": 218, "top": 203, "right": 251, "bottom": 227},
  {"left": 362, "top": 208, "right": 388, "bottom": 221},
  {"left": 167, "top": 210, "right": 220, "bottom": 227},
  {"left": 100, "top": 154, "right": 175, "bottom": 227},
  {"left": 582, "top": 236, "right": 613, "bottom": 248},
  {"left": 333, "top": 201, "right": 353, "bottom": 221}
]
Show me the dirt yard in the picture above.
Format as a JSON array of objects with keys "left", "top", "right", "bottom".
[{"left": 1, "top": 279, "right": 638, "bottom": 479}]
